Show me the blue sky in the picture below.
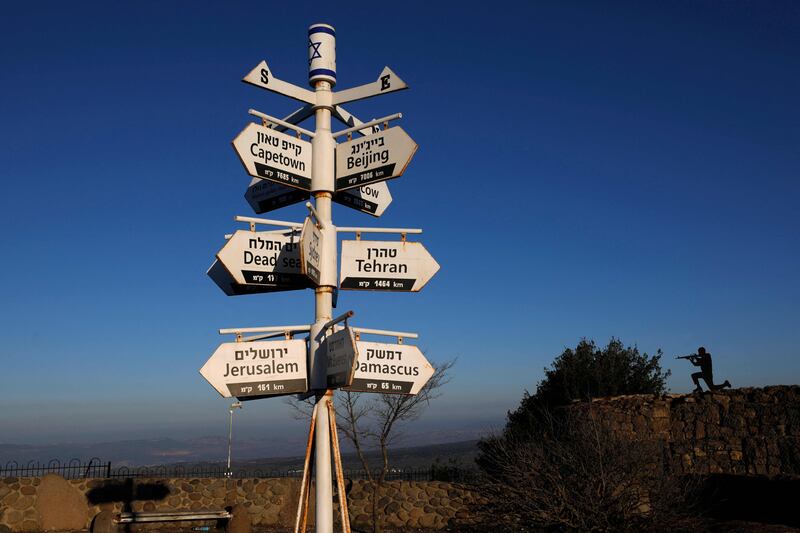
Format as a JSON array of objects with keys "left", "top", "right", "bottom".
[{"left": 1, "top": 1, "right": 798, "bottom": 447}]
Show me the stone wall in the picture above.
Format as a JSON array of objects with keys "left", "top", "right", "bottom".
[
  {"left": 0, "top": 474, "right": 480, "bottom": 532},
  {"left": 585, "top": 385, "right": 800, "bottom": 476}
]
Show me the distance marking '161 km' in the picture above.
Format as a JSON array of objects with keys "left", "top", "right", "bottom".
[
  {"left": 233, "top": 123, "right": 312, "bottom": 191},
  {"left": 245, "top": 177, "right": 310, "bottom": 214},
  {"left": 216, "top": 230, "right": 309, "bottom": 290},
  {"left": 344, "top": 341, "right": 434, "bottom": 395},
  {"left": 335, "top": 127, "right": 417, "bottom": 191},
  {"left": 333, "top": 181, "right": 392, "bottom": 217},
  {"left": 339, "top": 240, "right": 440, "bottom": 292},
  {"left": 200, "top": 339, "right": 308, "bottom": 399}
]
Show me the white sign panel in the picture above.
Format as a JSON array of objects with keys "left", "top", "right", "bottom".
[
  {"left": 207, "top": 259, "right": 297, "bottom": 296},
  {"left": 345, "top": 342, "right": 434, "bottom": 395},
  {"left": 200, "top": 339, "right": 308, "bottom": 398},
  {"left": 300, "top": 217, "right": 322, "bottom": 285},
  {"left": 339, "top": 240, "right": 440, "bottom": 292},
  {"left": 335, "top": 127, "right": 417, "bottom": 191},
  {"left": 332, "top": 67, "right": 408, "bottom": 105},
  {"left": 245, "top": 178, "right": 309, "bottom": 214},
  {"left": 232, "top": 123, "right": 313, "bottom": 191},
  {"left": 216, "top": 230, "right": 308, "bottom": 289},
  {"left": 323, "top": 327, "right": 359, "bottom": 389},
  {"left": 333, "top": 181, "right": 392, "bottom": 217},
  {"left": 242, "top": 60, "right": 315, "bottom": 104}
]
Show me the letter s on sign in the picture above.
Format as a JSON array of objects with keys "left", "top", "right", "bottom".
[{"left": 261, "top": 68, "right": 269, "bottom": 84}]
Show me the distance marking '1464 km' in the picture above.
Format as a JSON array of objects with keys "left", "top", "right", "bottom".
[
  {"left": 335, "top": 127, "right": 417, "bottom": 191},
  {"left": 233, "top": 123, "right": 312, "bottom": 191},
  {"left": 200, "top": 339, "right": 308, "bottom": 398},
  {"left": 245, "top": 177, "right": 309, "bottom": 214},
  {"left": 344, "top": 341, "right": 434, "bottom": 395},
  {"left": 339, "top": 240, "right": 440, "bottom": 292},
  {"left": 216, "top": 230, "right": 309, "bottom": 290},
  {"left": 333, "top": 181, "right": 392, "bottom": 217}
]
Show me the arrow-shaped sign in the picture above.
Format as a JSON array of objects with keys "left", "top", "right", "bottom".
[
  {"left": 216, "top": 230, "right": 310, "bottom": 290},
  {"left": 200, "top": 339, "right": 308, "bottom": 398},
  {"left": 335, "top": 127, "right": 418, "bottom": 191},
  {"left": 242, "top": 60, "right": 316, "bottom": 104},
  {"left": 322, "top": 327, "right": 359, "bottom": 389},
  {"left": 233, "top": 123, "right": 313, "bottom": 191},
  {"left": 245, "top": 177, "right": 310, "bottom": 215},
  {"left": 339, "top": 240, "right": 440, "bottom": 292},
  {"left": 333, "top": 181, "right": 393, "bottom": 217},
  {"left": 300, "top": 217, "right": 322, "bottom": 286},
  {"left": 208, "top": 259, "right": 300, "bottom": 296},
  {"left": 344, "top": 341, "right": 434, "bottom": 395},
  {"left": 333, "top": 67, "right": 408, "bottom": 105}
]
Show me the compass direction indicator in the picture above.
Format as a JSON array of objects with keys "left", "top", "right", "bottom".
[
  {"left": 333, "top": 67, "right": 408, "bottom": 105},
  {"left": 242, "top": 60, "right": 316, "bottom": 104}
]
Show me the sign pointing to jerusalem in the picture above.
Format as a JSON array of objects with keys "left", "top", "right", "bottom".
[
  {"left": 345, "top": 342, "right": 434, "bottom": 395},
  {"left": 200, "top": 339, "right": 308, "bottom": 398},
  {"left": 216, "top": 230, "right": 309, "bottom": 289},
  {"left": 245, "top": 177, "right": 309, "bottom": 215},
  {"left": 233, "top": 123, "right": 313, "bottom": 191},
  {"left": 335, "top": 127, "right": 417, "bottom": 191},
  {"left": 339, "top": 240, "right": 440, "bottom": 292},
  {"left": 333, "top": 181, "right": 392, "bottom": 217}
]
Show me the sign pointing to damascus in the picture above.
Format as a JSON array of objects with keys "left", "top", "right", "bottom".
[
  {"left": 335, "top": 127, "right": 417, "bottom": 191},
  {"left": 339, "top": 240, "right": 440, "bottom": 292},
  {"left": 200, "top": 339, "right": 308, "bottom": 398},
  {"left": 345, "top": 341, "right": 434, "bottom": 395},
  {"left": 233, "top": 123, "right": 312, "bottom": 191}
]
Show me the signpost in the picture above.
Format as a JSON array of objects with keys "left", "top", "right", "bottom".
[
  {"left": 232, "top": 122, "right": 313, "bottom": 191},
  {"left": 216, "top": 230, "right": 309, "bottom": 289},
  {"left": 322, "top": 327, "right": 359, "bottom": 389},
  {"left": 334, "top": 127, "right": 418, "bottom": 191},
  {"left": 207, "top": 259, "right": 299, "bottom": 296},
  {"left": 300, "top": 217, "right": 322, "bottom": 285},
  {"left": 333, "top": 181, "right": 392, "bottom": 217},
  {"left": 245, "top": 177, "right": 309, "bottom": 214},
  {"left": 200, "top": 339, "right": 308, "bottom": 398},
  {"left": 345, "top": 341, "right": 434, "bottom": 395},
  {"left": 339, "top": 240, "right": 440, "bottom": 292}
]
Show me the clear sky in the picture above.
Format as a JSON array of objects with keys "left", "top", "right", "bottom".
[{"left": 1, "top": 1, "right": 798, "bottom": 447}]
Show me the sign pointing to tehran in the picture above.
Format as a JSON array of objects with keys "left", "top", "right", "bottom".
[
  {"left": 216, "top": 230, "right": 309, "bottom": 289},
  {"left": 339, "top": 240, "right": 440, "bottom": 292},
  {"left": 200, "top": 339, "right": 308, "bottom": 398},
  {"left": 335, "top": 127, "right": 417, "bottom": 191},
  {"left": 345, "top": 341, "right": 434, "bottom": 395},
  {"left": 333, "top": 181, "right": 392, "bottom": 217},
  {"left": 232, "top": 123, "right": 313, "bottom": 191}
]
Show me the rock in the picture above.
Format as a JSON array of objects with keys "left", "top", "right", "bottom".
[
  {"left": 37, "top": 474, "right": 90, "bottom": 530},
  {"left": 90, "top": 510, "right": 115, "bottom": 533},
  {"left": 419, "top": 513, "right": 436, "bottom": 528},
  {"left": 228, "top": 504, "right": 252, "bottom": 533},
  {"left": 20, "top": 486, "right": 36, "bottom": 496}
]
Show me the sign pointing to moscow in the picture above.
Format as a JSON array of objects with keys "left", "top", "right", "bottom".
[
  {"left": 232, "top": 123, "right": 313, "bottom": 191},
  {"left": 339, "top": 240, "right": 440, "bottom": 292},
  {"left": 335, "top": 127, "right": 417, "bottom": 191},
  {"left": 200, "top": 339, "right": 308, "bottom": 398},
  {"left": 216, "top": 230, "right": 309, "bottom": 289},
  {"left": 345, "top": 341, "right": 434, "bottom": 395},
  {"left": 333, "top": 181, "right": 392, "bottom": 217}
]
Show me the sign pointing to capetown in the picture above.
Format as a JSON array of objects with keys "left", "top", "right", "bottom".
[{"left": 232, "top": 123, "right": 313, "bottom": 191}]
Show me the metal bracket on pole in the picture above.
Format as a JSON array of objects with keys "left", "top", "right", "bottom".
[
  {"left": 349, "top": 327, "right": 419, "bottom": 339},
  {"left": 219, "top": 325, "right": 312, "bottom": 336},
  {"left": 235, "top": 215, "right": 303, "bottom": 230},
  {"left": 304, "top": 202, "right": 326, "bottom": 230},
  {"left": 248, "top": 109, "right": 316, "bottom": 138},
  {"left": 322, "top": 310, "right": 354, "bottom": 333},
  {"left": 332, "top": 113, "right": 402, "bottom": 139},
  {"left": 336, "top": 226, "right": 422, "bottom": 235}
]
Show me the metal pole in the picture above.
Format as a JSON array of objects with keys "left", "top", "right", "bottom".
[
  {"left": 226, "top": 402, "right": 241, "bottom": 477},
  {"left": 308, "top": 24, "right": 337, "bottom": 533}
]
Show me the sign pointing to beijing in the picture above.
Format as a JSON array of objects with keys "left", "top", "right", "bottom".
[
  {"left": 245, "top": 177, "right": 309, "bottom": 215},
  {"left": 339, "top": 240, "right": 440, "bottom": 292},
  {"left": 216, "top": 230, "right": 309, "bottom": 289},
  {"left": 333, "top": 181, "right": 392, "bottom": 217},
  {"left": 200, "top": 339, "right": 308, "bottom": 398},
  {"left": 335, "top": 127, "right": 417, "bottom": 191},
  {"left": 233, "top": 123, "right": 313, "bottom": 191},
  {"left": 345, "top": 341, "right": 434, "bottom": 395}
]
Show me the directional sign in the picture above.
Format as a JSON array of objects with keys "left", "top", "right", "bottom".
[
  {"left": 200, "top": 339, "right": 308, "bottom": 398},
  {"left": 245, "top": 178, "right": 309, "bottom": 215},
  {"left": 339, "top": 240, "right": 440, "bottom": 292},
  {"left": 333, "top": 67, "right": 408, "bottom": 105},
  {"left": 345, "top": 342, "right": 434, "bottom": 395},
  {"left": 323, "top": 327, "right": 359, "bottom": 389},
  {"left": 217, "top": 230, "right": 309, "bottom": 289},
  {"left": 242, "top": 60, "right": 316, "bottom": 104},
  {"left": 233, "top": 123, "right": 313, "bottom": 191},
  {"left": 335, "top": 127, "right": 417, "bottom": 191},
  {"left": 207, "top": 259, "right": 298, "bottom": 296},
  {"left": 333, "top": 181, "right": 392, "bottom": 217},
  {"left": 300, "top": 217, "right": 322, "bottom": 285}
]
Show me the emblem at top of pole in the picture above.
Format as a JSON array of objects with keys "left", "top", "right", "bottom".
[{"left": 308, "top": 23, "right": 336, "bottom": 87}]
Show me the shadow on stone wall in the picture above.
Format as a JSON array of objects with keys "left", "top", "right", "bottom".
[{"left": 699, "top": 474, "right": 800, "bottom": 527}]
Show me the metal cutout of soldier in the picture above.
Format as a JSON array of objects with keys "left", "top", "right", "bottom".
[{"left": 676, "top": 347, "right": 731, "bottom": 393}]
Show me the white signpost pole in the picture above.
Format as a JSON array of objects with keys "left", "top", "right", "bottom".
[{"left": 307, "top": 22, "right": 337, "bottom": 533}]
